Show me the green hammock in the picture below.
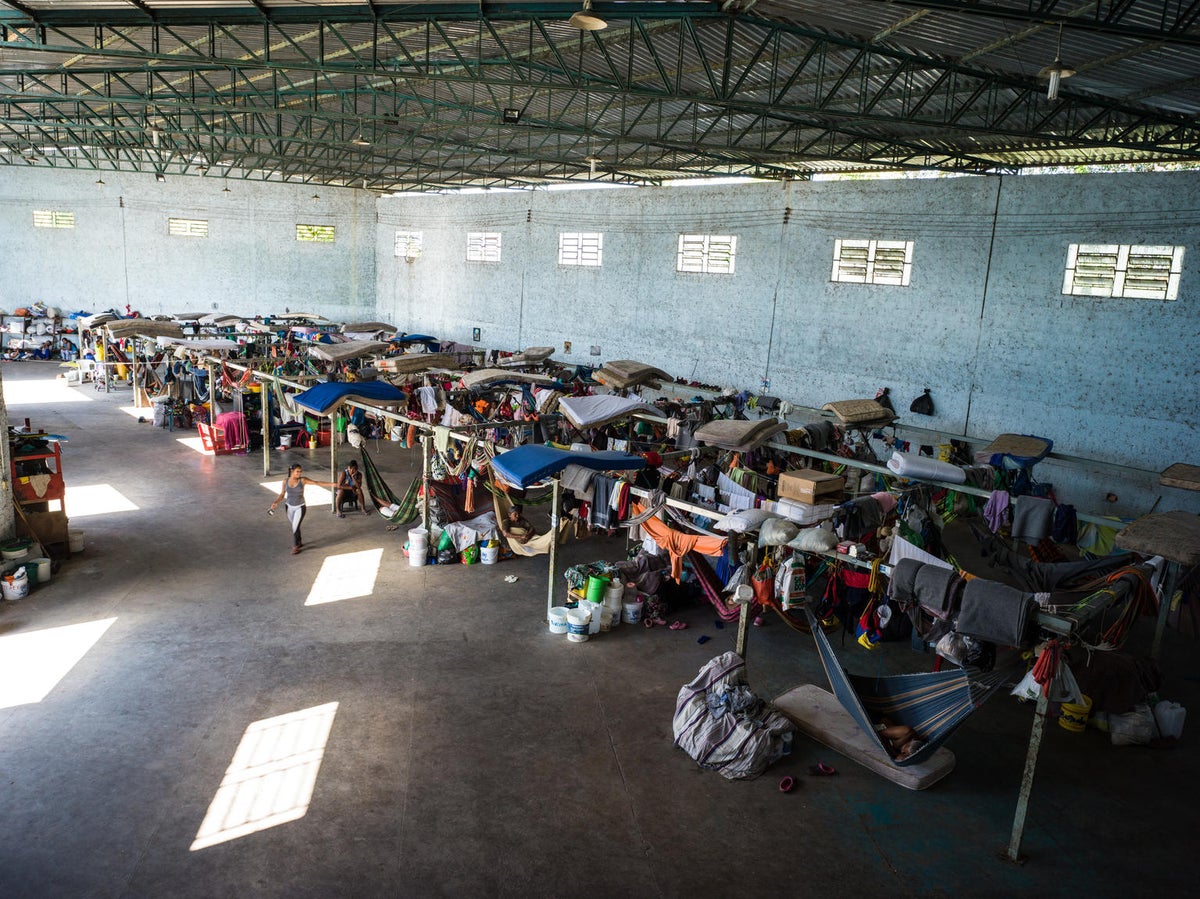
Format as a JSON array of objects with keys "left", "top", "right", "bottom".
[{"left": 359, "top": 446, "right": 421, "bottom": 525}]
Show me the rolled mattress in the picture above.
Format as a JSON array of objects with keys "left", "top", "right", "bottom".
[{"left": 886, "top": 451, "right": 966, "bottom": 485}]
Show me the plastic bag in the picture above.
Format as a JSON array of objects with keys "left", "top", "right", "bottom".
[
  {"left": 909, "top": 388, "right": 934, "bottom": 416},
  {"left": 1110, "top": 704, "right": 1155, "bottom": 746},
  {"left": 1011, "top": 667, "right": 1041, "bottom": 701}
]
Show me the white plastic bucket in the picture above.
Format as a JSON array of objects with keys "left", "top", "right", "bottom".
[
  {"left": 2, "top": 569, "right": 29, "bottom": 601},
  {"left": 600, "top": 609, "right": 614, "bottom": 632},
  {"left": 408, "top": 527, "right": 429, "bottom": 567},
  {"left": 480, "top": 541, "right": 500, "bottom": 565},
  {"left": 622, "top": 599, "right": 643, "bottom": 624},
  {"left": 30, "top": 557, "right": 51, "bottom": 585},
  {"left": 69, "top": 530, "right": 85, "bottom": 553},
  {"left": 1, "top": 542, "right": 30, "bottom": 561},
  {"left": 566, "top": 608, "right": 590, "bottom": 642},
  {"left": 280, "top": 432, "right": 294, "bottom": 448},
  {"left": 604, "top": 581, "right": 625, "bottom": 605},
  {"left": 548, "top": 607, "right": 570, "bottom": 635}
]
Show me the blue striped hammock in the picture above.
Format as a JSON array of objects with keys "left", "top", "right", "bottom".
[{"left": 803, "top": 607, "right": 1014, "bottom": 767}]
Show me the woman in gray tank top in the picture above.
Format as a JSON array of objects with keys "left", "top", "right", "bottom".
[{"left": 270, "top": 463, "right": 338, "bottom": 554}]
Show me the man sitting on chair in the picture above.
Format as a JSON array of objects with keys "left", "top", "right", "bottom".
[{"left": 336, "top": 460, "right": 369, "bottom": 517}]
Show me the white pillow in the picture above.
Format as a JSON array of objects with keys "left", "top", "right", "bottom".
[{"left": 714, "top": 507, "right": 779, "bottom": 533}]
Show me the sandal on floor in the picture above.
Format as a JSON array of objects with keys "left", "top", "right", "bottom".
[
  {"left": 291, "top": 546, "right": 301, "bottom": 555},
  {"left": 808, "top": 762, "right": 837, "bottom": 777},
  {"left": 668, "top": 621, "right": 688, "bottom": 630},
  {"left": 778, "top": 776, "right": 795, "bottom": 793}
]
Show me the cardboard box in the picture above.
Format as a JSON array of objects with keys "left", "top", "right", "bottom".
[
  {"left": 778, "top": 468, "right": 845, "bottom": 504},
  {"left": 16, "top": 509, "right": 69, "bottom": 544}
]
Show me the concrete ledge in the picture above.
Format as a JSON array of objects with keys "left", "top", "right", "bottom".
[{"left": 773, "top": 684, "right": 956, "bottom": 791}]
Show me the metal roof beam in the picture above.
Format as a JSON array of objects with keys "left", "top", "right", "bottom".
[{"left": 851, "top": 0, "right": 1200, "bottom": 47}]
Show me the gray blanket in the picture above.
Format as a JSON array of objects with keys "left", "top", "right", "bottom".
[
  {"left": 957, "top": 578, "right": 1033, "bottom": 646},
  {"left": 914, "top": 564, "right": 958, "bottom": 619},
  {"left": 1011, "top": 495, "right": 1054, "bottom": 545},
  {"left": 890, "top": 557, "right": 922, "bottom": 603}
]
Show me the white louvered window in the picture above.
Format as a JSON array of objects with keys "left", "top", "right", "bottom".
[
  {"left": 558, "top": 232, "right": 603, "bottom": 267},
  {"left": 676, "top": 234, "right": 737, "bottom": 274},
  {"left": 466, "top": 231, "right": 502, "bottom": 263},
  {"left": 296, "top": 224, "right": 336, "bottom": 243},
  {"left": 33, "top": 210, "right": 75, "bottom": 229},
  {"left": 169, "top": 217, "right": 209, "bottom": 238},
  {"left": 1063, "top": 244, "right": 1183, "bottom": 300},
  {"left": 831, "top": 239, "right": 913, "bottom": 285},
  {"left": 395, "top": 230, "right": 424, "bottom": 259}
]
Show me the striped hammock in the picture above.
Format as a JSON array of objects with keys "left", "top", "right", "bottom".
[
  {"left": 803, "top": 607, "right": 1014, "bottom": 767},
  {"left": 358, "top": 446, "right": 420, "bottom": 525}
]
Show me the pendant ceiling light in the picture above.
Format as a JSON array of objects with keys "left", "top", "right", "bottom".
[
  {"left": 1038, "top": 24, "right": 1075, "bottom": 101},
  {"left": 569, "top": 0, "right": 607, "bottom": 31}
]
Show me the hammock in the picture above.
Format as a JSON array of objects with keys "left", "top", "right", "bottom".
[
  {"left": 358, "top": 446, "right": 420, "bottom": 524},
  {"left": 802, "top": 607, "right": 1014, "bottom": 767},
  {"left": 491, "top": 484, "right": 572, "bottom": 556},
  {"left": 687, "top": 551, "right": 740, "bottom": 622}
]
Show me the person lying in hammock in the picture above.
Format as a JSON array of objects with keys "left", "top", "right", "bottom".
[{"left": 500, "top": 505, "right": 537, "bottom": 545}]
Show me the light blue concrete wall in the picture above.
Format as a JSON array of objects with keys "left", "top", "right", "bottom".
[
  {"left": 377, "top": 173, "right": 1200, "bottom": 514},
  {"left": 0, "top": 167, "right": 374, "bottom": 320}
]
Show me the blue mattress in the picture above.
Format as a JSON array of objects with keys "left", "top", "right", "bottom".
[
  {"left": 292, "top": 380, "right": 408, "bottom": 415},
  {"left": 491, "top": 444, "right": 645, "bottom": 488}
]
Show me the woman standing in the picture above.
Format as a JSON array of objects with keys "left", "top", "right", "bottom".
[{"left": 270, "top": 464, "right": 337, "bottom": 555}]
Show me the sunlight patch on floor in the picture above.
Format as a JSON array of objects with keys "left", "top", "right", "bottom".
[
  {"left": 0, "top": 618, "right": 118, "bottom": 710},
  {"left": 176, "top": 436, "right": 212, "bottom": 455},
  {"left": 118, "top": 405, "right": 158, "bottom": 420},
  {"left": 2, "top": 379, "right": 93, "bottom": 405},
  {"left": 190, "top": 702, "right": 339, "bottom": 851},
  {"left": 305, "top": 548, "right": 384, "bottom": 606},
  {"left": 64, "top": 484, "right": 139, "bottom": 518}
]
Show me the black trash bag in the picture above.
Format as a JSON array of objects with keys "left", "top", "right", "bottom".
[{"left": 910, "top": 388, "right": 934, "bottom": 416}]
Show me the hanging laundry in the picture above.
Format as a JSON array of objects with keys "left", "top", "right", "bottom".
[
  {"left": 1011, "top": 495, "right": 1054, "bottom": 545},
  {"left": 982, "top": 490, "right": 1011, "bottom": 533},
  {"left": 637, "top": 504, "right": 727, "bottom": 582}
]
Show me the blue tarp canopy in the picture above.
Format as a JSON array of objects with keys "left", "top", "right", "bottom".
[
  {"left": 292, "top": 380, "right": 408, "bottom": 415},
  {"left": 491, "top": 445, "right": 645, "bottom": 488}
]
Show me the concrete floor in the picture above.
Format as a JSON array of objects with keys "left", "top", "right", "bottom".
[{"left": 0, "top": 360, "right": 1194, "bottom": 898}]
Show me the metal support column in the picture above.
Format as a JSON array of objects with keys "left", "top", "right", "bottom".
[
  {"left": 421, "top": 435, "right": 431, "bottom": 535},
  {"left": 261, "top": 381, "right": 271, "bottom": 477},
  {"left": 1006, "top": 689, "right": 1050, "bottom": 863},
  {"left": 736, "top": 539, "right": 756, "bottom": 658},
  {"left": 329, "top": 414, "right": 338, "bottom": 514},
  {"left": 547, "top": 477, "right": 561, "bottom": 621},
  {"left": 131, "top": 344, "right": 140, "bottom": 407},
  {"left": 1151, "top": 560, "right": 1179, "bottom": 659},
  {"left": 102, "top": 330, "right": 111, "bottom": 393}
]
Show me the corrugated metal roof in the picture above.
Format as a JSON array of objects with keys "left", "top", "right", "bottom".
[{"left": 1, "top": 1, "right": 1197, "bottom": 188}]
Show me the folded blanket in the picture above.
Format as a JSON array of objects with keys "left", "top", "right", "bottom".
[
  {"left": 886, "top": 451, "right": 967, "bottom": 485},
  {"left": 915, "top": 564, "right": 958, "bottom": 619},
  {"left": 1011, "top": 495, "right": 1054, "bottom": 545},
  {"left": 890, "top": 558, "right": 923, "bottom": 604},
  {"left": 957, "top": 579, "right": 1033, "bottom": 646}
]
